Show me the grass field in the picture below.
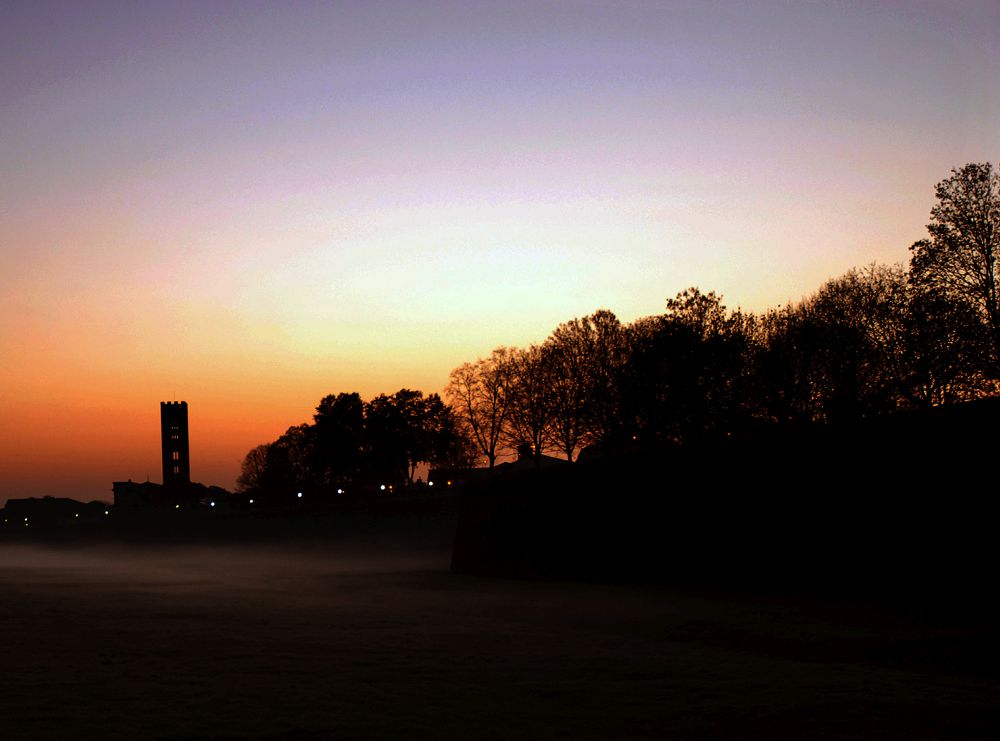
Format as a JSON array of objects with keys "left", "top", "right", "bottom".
[{"left": 2, "top": 522, "right": 998, "bottom": 740}]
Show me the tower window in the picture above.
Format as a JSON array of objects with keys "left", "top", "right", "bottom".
[
  {"left": 173, "top": 466, "right": 180, "bottom": 475},
  {"left": 172, "top": 451, "right": 180, "bottom": 461}
]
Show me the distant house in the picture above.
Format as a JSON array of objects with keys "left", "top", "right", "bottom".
[
  {"left": 429, "top": 448, "right": 569, "bottom": 488},
  {"left": 494, "top": 452, "right": 569, "bottom": 474}
]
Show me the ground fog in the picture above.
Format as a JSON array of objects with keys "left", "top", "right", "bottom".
[{"left": 1, "top": 538, "right": 997, "bottom": 740}]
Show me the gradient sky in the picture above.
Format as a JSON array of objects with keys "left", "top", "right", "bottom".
[{"left": 2, "top": 0, "right": 998, "bottom": 503}]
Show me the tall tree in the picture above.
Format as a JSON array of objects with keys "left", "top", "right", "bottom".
[
  {"left": 755, "top": 304, "right": 824, "bottom": 425},
  {"left": 547, "top": 310, "right": 628, "bottom": 452},
  {"left": 544, "top": 334, "right": 590, "bottom": 462},
  {"left": 628, "top": 289, "right": 756, "bottom": 441},
  {"left": 445, "top": 348, "right": 514, "bottom": 468},
  {"left": 312, "top": 392, "right": 365, "bottom": 487},
  {"left": 366, "top": 389, "right": 465, "bottom": 485},
  {"left": 365, "top": 390, "right": 416, "bottom": 486},
  {"left": 848, "top": 263, "right": 990, "bottom": 408},
  {"left": 420, "top": 397, "right": 473, "bottom": 471},
  {"left": 815, "top": 269, "right": 896, "bottom": 421},
  {"left": 909, "top": 162, "right": 999, "bottom": 372},
  {"left": 505, "top": 344, "right": 555, "bottom": 460}
]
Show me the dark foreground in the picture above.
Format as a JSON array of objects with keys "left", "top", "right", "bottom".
[{"left": 2, "top": 520, "right": 998, "bottom": 740}]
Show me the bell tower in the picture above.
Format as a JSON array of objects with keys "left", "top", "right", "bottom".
[{"left": 161, "top": 401, "right": 191, "bottom": 488}]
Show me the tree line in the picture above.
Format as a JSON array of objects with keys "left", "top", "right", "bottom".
[
  {"left": 240, "top": 161, "right": 999, "bottom": 492},
  {"left": 237, "top": 389, "right": 474, "bottom": 493},
  {"left": 447, "top": 162, "right": 999, "bottom": 464}
]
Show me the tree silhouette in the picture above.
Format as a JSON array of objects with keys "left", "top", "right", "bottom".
[
  {"left": 543, "top": 333, "right": 591, "bottom": 462},
  {"left": 238, "top": 162, "right": 1000, "bottom": 488},
  {"left": 804, "top": 269, "right": 899, "bottom": 423},
  {"left": 312, "top": 392, "right": 365, "bottom": 488},
  {"left": 910, "top": 162, "right": 999, "bottom": 372},
  {"left": 236, "top": 444, "right": 270, "bottom": 492},
  {"left": 547, "top": 310, "right": 628, "bottom": 452},
  {"left": 505, "top": 344, "right": 556, "bottom": 460},
  {"left": 239, "top": 388, "right": 463, "bottom": 495},
  {"left": 755, "top": 304, "right": 823, "bottom": 424},
  {"left": 897, "top": 289, "right": 991, "bottom": 407},
  {"left": 270, "top": 424, "right": 317, "bottom": 487},
  {"left": 445, "top": 348, "right": 514, "bottom": 468},
  {"left": 625, "top": 289, "right": 755, "bottom": 442},
  {"left": 366, "top": 389, "right": 444, "bottom": 486},
  {"left": 242, "top": 436, "right": 298, "bottom": 491}
]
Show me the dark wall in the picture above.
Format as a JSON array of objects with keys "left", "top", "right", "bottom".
[{"left": 452, "top": 400, "right": 998, "bottom": 605}]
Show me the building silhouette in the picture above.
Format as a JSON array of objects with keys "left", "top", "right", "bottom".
[
  {"left": 161, "top": 401, "right": 190, "bottom": 488},
  {"left": 112, "top": 400, "right": 229, "bottom": 510}
]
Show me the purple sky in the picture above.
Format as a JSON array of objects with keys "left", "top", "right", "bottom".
[{"left": 1, "top": 0, "right": 998, "bottom": 501}]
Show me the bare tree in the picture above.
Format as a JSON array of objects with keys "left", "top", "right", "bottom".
[
  {"left": 445, "top": 347, "right": 514, "bottom": 469},
  {"left": 505, "top": 344, "right": 555, "bottom": 460},
  {"left": 544, "top": 335, "right": 590, "bottom": 462}
]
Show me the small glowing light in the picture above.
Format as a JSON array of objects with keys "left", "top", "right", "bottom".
[
  {"left": 336, "top": 488, "right": 344, "bottom": 495},
  {"left": 175, "top": 504, "right": 180, "bottom": 509},
  {"left": 249, "top": 499, "right": 254, "bottom": 504},
  {"left": 104, "top": 510, "right": 109, "bottom": 515},
  {"left": 24, "top": 517, "right": 28, "bottom": 522},
  {"left": 428, "top": 481, "right": 434, "bottom": 487},
  {"left": 447, "top": 480, "right": 452, "bottom": 486},
  {"left": 210, "top": 501, "right": 216, "bottom": 508},
  {"left": 75, "top": 513, "right": 79, "bottom": 518},
  {"left": 380, "top": 484, "right": 386, "bottom": 491},
  {"left": 297, "top": 492, "right": 303, "bottom": 498}
]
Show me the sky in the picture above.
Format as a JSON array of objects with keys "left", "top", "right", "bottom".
[{"left": 2, "top": 0, "right": 998, "bottom": 503}]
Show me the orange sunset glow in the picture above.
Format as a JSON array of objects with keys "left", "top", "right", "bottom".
[{"left": 2, "top": 1, "right": 998, "bottom": 504}]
